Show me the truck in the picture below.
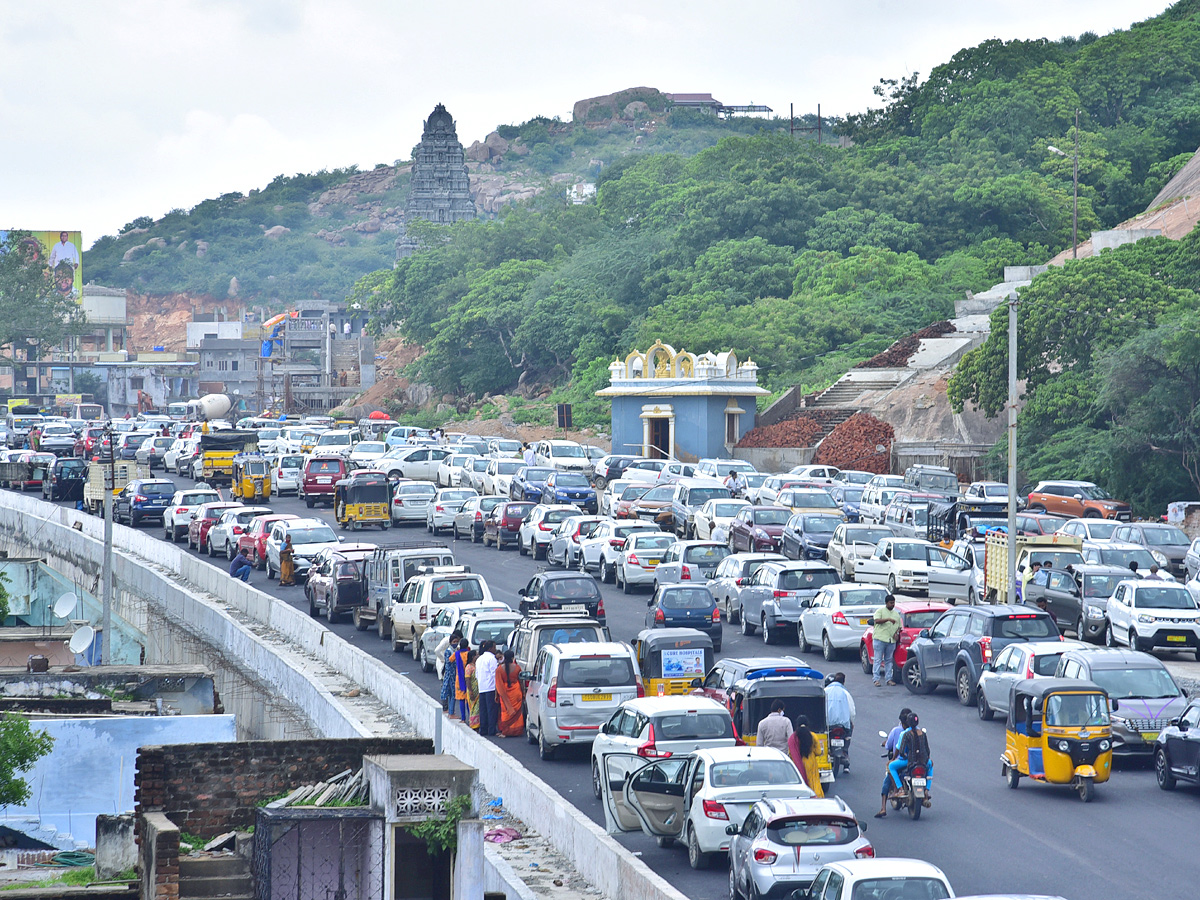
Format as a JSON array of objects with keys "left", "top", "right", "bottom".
[
  {"left": 983, "top": 531, "right": 1084, "bottom": 604},
  {"left": 199, "top": 430, "right": 259, "bottom": 485},
  {"left": 926, "top": 497, "right": 1009, "bottom": 544},
  {"left": 83, "top": 459, "right": 150, "bottom": 515}
]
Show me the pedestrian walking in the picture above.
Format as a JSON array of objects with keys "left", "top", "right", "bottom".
[{"left": 872, "top": 593, "right": 902, "bottom": 686}]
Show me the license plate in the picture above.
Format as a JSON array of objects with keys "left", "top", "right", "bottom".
[
  {"left": 830, "top": 739, "right": 844, "bottom": 748},
  {"left": 582, "top": 693, "right": 612, "bottom": 702},
  {"left": 646, "top": 559, "right": 661, "bottom": 566},
  {"left": 317, "top": 477, "right": 331, "bottom": 484},
  {"left": 1167, "top": 635, "right": 1187, "bottom": 642},
  {"left": 859, "top": 618, "right": 871, "bottom": 625},
  {"left": 911, "top": 777, "right": 927, "bottom": 786},
  {"left": 561, "top": 604, "right": 587, "bottom": 612},
  {"left": 1143, "top": 732, "right": 1160, "bottom": 742}
]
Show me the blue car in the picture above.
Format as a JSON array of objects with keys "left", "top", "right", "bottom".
[
  {"left": 542, "top": 471, "right": 598, "bottom": 513},
  {"left": 114, "top": 478, "right": 178, "bottom": 527},
  {"left": 830, "top": 485, "right": 863, "bottom": 523},
  {"left": 510, "top": 466, "right": 554, "bottom": 502},
  {"left": 646, "top": 584, "right": 722, "bottom": 652}
]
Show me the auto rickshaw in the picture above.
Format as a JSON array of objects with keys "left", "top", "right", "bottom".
[
  {"left": 1001, "top": 678, "right": 1114, "bottom": 802},
  {"left": 632, "top": 628, "right": 714, "bottom": 697},
  {"left": 725, "top": 671, "right": 834, "bottom": 786},
  {"left": 231, "top": 453, "right": 272, "bottom": 501},
  {"left": 334, "top": 470, "right": 392, "bottom": 531}
]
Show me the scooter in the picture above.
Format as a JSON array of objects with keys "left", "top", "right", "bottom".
[
  {"left": 878, "top": 730, "right": 930, "bottom": 821},
  {"left": 829, "top": 724, "right": 851, "bottom": 777}
]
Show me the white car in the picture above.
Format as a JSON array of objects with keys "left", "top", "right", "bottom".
[
  {"left": 272, "top": 453, "right": 304, "bottom": 495},
  {"left": 533, "top": 439, "right": 591, "bottom": 472},
  {"left": 347, "top": 441, "right": 388, "bottom": 468},
  {"left": 798, "top": 583, "right": 890, "bottom": 661},
  {"left": 693, "top": 498, "right": 751, "bottom": 540},
  {"left": 378, "top": 445, "right": 450, "bottom": 482},
  {"left": 264, "top": 517, "right": 343, "bottom": 582},
  {"left": 163, "top": 438, "right": 195, "bottom": 474},
  {"left": 517, "top": 504, "right": 582, "bottom": 560},
  {"left": 654, "top": 461, "right": 696, "bottom": 482},
  {"left": 652, "top": 540, "right": 731, "bottom": 588},
  {"left": 463, "top": 456, "right": 492, "bottom": 492},
  {"left": 1057, "top": 517, "right": 1123, "bottom": 544},
  {"left": 752, "top": 474, "right": 803, "bottom": 507},
  {"left": 436, "top": 453, "right": 478, "bottom": 487},
  {"left": 482, "top": 458, "right": 524, "bottom": 496},
  {"left": 787, "top": 464, "right": 841, "bottom": 484},
  {"left": 826, "top": 524, "right": 895, "bottom": 581},
  {"left": 622, "top": 459, "right": 668, "bottom": 484},
  {"left": 578, "top": 520, "right": 663, "bottom": 581},
  {"left": 418, "top": 600, "right": 513, "bottom": 675},
  {"left": 135, "top": 435, "right": 176, "bottom": 469},
  {"left": 976, "top": 639, "right": 1089, "bottom": 719},
  {"left": 601, "top": 478, "right": 636, "bottom": 516},
  {"left": 599, "top": 746, "right": 812, "bottom": 870},
  {"left": 802, "top": 859, "right": 953, "bottom": 900},
  {"left": 254, "top": 427, "right": 281, "bottom": 456},
  {"left": 426, "top": 487, "right": 479, "bottom": 535},
  {"left": 853, "top": 537, "right": 936, "bottom": 595},
  {"left": 207, "top": 505, "right": 272, "bottom": 558},
  {"left": 694, "top": 458, "right": 757, "bottom": 481},
  {"left": 162, "top": 487, "right": 222, "bottom": 542},
  {"left": 545, "top": 515, "right": 608, "bottom": 568},
  {"left": 1104, "top": 579, "right": 1200, "bottom": 655},
  {"left": 488, "top": 438, "right": 524, "bottom": 459},
  {"left": 391, "top": 480, "right": 437, "bottom": 524},
  {"left": 277, "top": 427, "right": 321, "bottom": 455},
  {"left": 312, "top": 429, "right": 358, "bottom": 458},
  {"left": 615, "top": 531, "right": 676, "bottom": 592}
]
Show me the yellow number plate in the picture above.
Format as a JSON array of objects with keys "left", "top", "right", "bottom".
[
  {"left": 582, "top": 693, "right": 612, "bottom": 702},
  {"left": 1167, "top": 635, "right": 1187, "bottom": 642},
  {"left": 1142, "top": 732, "right": 1160, "bottom": 742},
  {"left": 859, "top": 618, "right": 871, "bottom": 625},
  {"left": 647, "top": 559, "right": 661, "bottom": 566}
]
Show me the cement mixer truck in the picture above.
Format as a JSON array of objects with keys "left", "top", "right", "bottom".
[{"left": 186, "top": 394, "right": 236, "bottom": 424}]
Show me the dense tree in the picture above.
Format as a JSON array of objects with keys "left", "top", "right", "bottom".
[{"left": 0, "top": 711, "right": 53, "bottom": 806}]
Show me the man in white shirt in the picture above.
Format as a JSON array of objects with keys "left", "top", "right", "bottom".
[
  {"left": 48, "top": 232, "right": 79, "bottom": 270},
  {"left": 475, "top": 640, "right": 500, "bottom": 736},
  {"left": 523, "top": 443, "right": 536, "bottom": 467}
]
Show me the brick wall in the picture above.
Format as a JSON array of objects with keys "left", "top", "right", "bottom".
[
  {"left": 140, "top": 812, "right": 179, "bottom": 900},
  {"left": 134, "top": 737, "right": 430, "bottom": 839}
]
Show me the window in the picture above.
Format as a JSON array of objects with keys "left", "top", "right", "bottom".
[
  {"left": 1180, "top": 707, "right": 1200, "bottom": 730},
  {"left": 930, "top": 614, "right": 956, "bottom": 640},
  {"left": 947, "top": 615, "right": 969, "bottom": 637},
  {"left": 129, "top": 376, "right": 144, "bottom": 390},
  {"left": 231, "top": 360, "right": 239, "bottom": 371},
  {"left": 967, "top": 615, "right": 987, "bottom": 636}
]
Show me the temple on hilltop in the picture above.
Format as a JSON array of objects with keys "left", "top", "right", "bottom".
[{"left": 395, "top": 103, "right": 476, "bottom": 259}]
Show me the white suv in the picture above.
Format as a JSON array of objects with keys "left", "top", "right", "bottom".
[
  {"left": 163, "top": 487, "right": 222, "bottom": 542},
  {"left": 533, "top": 439, "right": 592, "bottom": 472},
  {"left": 1105, "top": 579, "right": 1200, "bottom": 656},
  {"left": 389, "top": 568, "right": 494, "bottom": 654},
  {"left": 694, "top": 458, "right": 757, "bottom": 481},
  {"left": 518, "top": 504, "right": 581, "bottom": 560}
]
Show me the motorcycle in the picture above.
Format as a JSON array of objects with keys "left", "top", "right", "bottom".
[
  {"left": 879, "top": 730, "right": 930, "bottom": 821},
  {"left": 829, "top": 724, "right": 851, "bottom": 777}
]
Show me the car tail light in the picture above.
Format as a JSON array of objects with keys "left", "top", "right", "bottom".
[
  {"left": 637, "top": 723, "right": 671, "bottom": 758},
  {"left": 753, "top": 848, "right": 777, "bottom": 864},
  {"left": 597, "top": 597, "right": 606, "bottom": 617},
  {"left": 681, "top": 566, "right": 692, "bottom": 581},
  {"left": 636, "top": 679, "right": 645, "bottom": 698},
  {"left": 702, "top": 799, "right": 728, "bottom": 820},
  {"left": 609, "top": 538, "right": 626, "bottom": 549},
  {"left": 395, "top": 499, "right": 404, "bottom": 506},
  {"left": 134, "top": 495, "right": 147, "bottom": 503},
  {"left": 546, "top": 678, "right": 557, "bottom": 705},
  {"left": 475, "top": 511, "right": 482, "bottom": 521},
  {"left": 435, "top": 505, "right": 444, "bottom": 512},
  {"left": 1025, "top": 654, "right": 1035, "bottom": 679},
  {"left": 773, "top": 590, "right": 788, "bottom": 598},
  {"left": 419, "top": 607, "right": 427, "bottom": 621},
  {"left": 855, "top": 846, "right": 876, "bottom": 859},
  {"left": 712, "top": 606, "right": 720, "bottom": 622},
  {"left": 627, "top": 553, "right": 640, "bottom": 565},
  {"left": 980, "top": 636, "right": 993, "bottom": 663},
  {"left": 654, "top": 608, "right": 665, "bottom": 624},
  {"left": 898, "top": 631, "right": 914, "bottom": 649},
  {"left": 175, "top": 508, "right": 187, "bottom": 514},
  {"left": 233, "top": 526, "right": 244, "bottom": 534},
  {"left": 831, "top": 611, "right": 849, "bottom": 626},
  {"left": 539, "top": 521, "right": 552, "bottom": 531}
]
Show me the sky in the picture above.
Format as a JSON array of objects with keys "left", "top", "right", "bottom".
[{"left": 0, "top": 0, "right": 1174, "bottom": 249}]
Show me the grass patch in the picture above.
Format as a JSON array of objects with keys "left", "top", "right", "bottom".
[{"left": 2, "top": 867, "right": 95, "bottom": 890}]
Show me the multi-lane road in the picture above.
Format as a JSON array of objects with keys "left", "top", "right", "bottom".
[{"left": 70, "top": 474, "right": 1199, "bottom": 900}]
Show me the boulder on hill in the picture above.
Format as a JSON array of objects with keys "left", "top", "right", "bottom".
[
  {"left": 572, "top": 87, "right": 668, "bottom": 123},
  {"left": 263, "top": 225, "right": 290, "bottom": 239}
]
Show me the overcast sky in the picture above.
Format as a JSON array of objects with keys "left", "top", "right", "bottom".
[{"left": 0, "top": 0, "right": 1172, "bottom": 248}]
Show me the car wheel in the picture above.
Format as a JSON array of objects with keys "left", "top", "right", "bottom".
[
  {"left": 538, "top": 725, "right": 556, "bottom": 761},
  {"left": 391, "top": 629, "right": 403, "bottom": 653},
  {"left": 165, "top": 524, "right": 174, "bottom": 542},
  {"left": 591, "top": 759, "right": 603, "bottom": 800},
  {"left": 327, "top": 600, "right": 339, "bottom": 625},
  {"left": 656, "top": 835, "right": 674, "bottom": 849},
  {"left": 525, "top": 709, "right": 536, "bottom": 744},
  {"left": 956, "top": 666, "right": 977, "bottom": 705},
  {"left": 840, "top": 560, "right": 853, "bottom": 582},
  {"left": 822, "top": 632, "right": 837, "bottom": 661},
  {"left": 267, "top": 561, "right": 276, "bottom": 580},
  {"left": 353, "top": 608, "right": 369, "bottom": 632},
  {"left": 904, "top": 658, "right": 934, "bottom": 694},
  {"left": 687, "top": 824, "right": 710, "bottom": 870},
  {"left": 226, "top": 541, "right": 235, "bottom": 561},
  {"left": 967, "top": 587, "right": 977, "bottom": 605},
  {"left": 305, "top": 497, "right": 314, "bottom": 509},
  {"left": 308, "top": 592, "right": 318, "bottom": 618},
  {"left": 1129, "top": 629, "right": 1142, "bottom": 652},
  {"left": 204, "top": 538, "right": 214, "bottom": 557},
  {"left": 798, "top": 624, "right": 812, "bottom": 653},
  {"left": 1156, "top": 748, "right": 1177, "bottom": 790},
  {"left": 578, "top": 553, "right": 588, "bottom": 574},
  {"left": 729, "top": 867, "right": 742, "bottom": 900},
  {"left": 887, "top": 574, "right": 898, "bottom": 594},
  {"left": 1076, "top": 617, "right": 1088, "bottom": 643},
  {"left": 519, "top": 537, "right": 528, "bottom": 556},
  {"left": 378, "top": 614, "right": 391, "bottom": 641},
  {"left": 1084, "top": 510, "right": 1101, "bottom": 519},
  {"left": 533, "top": 540, "right": 546, "bottom": 561},
  {"left": 727, "top": 600, "right": 740, "bottom": 625},
  {"left": 1105, "top": 623, "right": 1117, "bottom": 647},
  {"left": 601, "top": 558, "right": 615, "bottom": 584},
  {"left": 978, "top": 691, "right": 994, "bottom": 721},
  {"left": 740, "top": 611, "right": 756, "bottom": 636},
  {"left": 419, "top": 642, "right": 432, "bottom": 673},
  {"left": 412, "top": 633, "right": 422, "bottom": 661},
  {"left": 762, "top": 616, "right": 775, "bottom": 645},
  {"left": 255, "top": 550, "right": 265, "bottom": 571}
]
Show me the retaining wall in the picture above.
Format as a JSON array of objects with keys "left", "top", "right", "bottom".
[{"left": 0, "top": 493, "right": 690, "bottom": 900}]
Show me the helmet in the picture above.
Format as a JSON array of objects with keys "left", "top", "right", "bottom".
[{"left": 823, "top": 673, "right": 837, "bottom": 687}]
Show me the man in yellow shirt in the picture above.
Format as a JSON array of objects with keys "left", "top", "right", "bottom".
[{"left": 871, "top": 594, "right": 902, "bottom": 686}]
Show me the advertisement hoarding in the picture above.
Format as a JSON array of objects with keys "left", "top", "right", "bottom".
[{"left": 0, "top": 230, "right": 83, "bottom": 300}]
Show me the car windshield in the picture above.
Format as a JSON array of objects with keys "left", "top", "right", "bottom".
[
  {"left": 1090, "top": 666, "right": 1180, "bottom": 700},
  {"left": 1044, "top": 692, "right": 1110, "bottom": 727},
  {"left": 620, "top": 486, "right": 651, "bottom": 500},
  {"left": 524, "top": 469, "right": 555, "bottom": 482},
  {"left": 685, "top": 544, "right": 730, "bottom": 564},
  {"left": 559, "top": 656, "right": 635, "bottom": 687},
  {"left": 182, "top": 493, "right": 218, "bottom": 505},
  {"left": 544, "top": 577, "right": 601, "bottom": 601},
  {"left": 317, "top": 433, "right": 351, "bottom": 446},
  {"left": 711, "top": 502, "right": 745, "bottom": 517},
  {"left": 1143, "top": 527, "right": 1189, "bottom": 546},
  {"left": 994, "top": 615, "right": 1057, "bottom": 639},
  {"left": 1029, "top": 550, "right": 1084, "bottom": 570},
  {"left": 57, "top": 460, "right": 85, "bottom": 471},
  {"left": 754, "top": 509, "right": 791, "bottom": 526},
  {"left": 903, "top": 609, "right": 944, "bottom": 630},
  {"left": 688, "top": 488, "right": 731, "bottom": 506},
  {"left": 892, "top": 543, "right": 927, "bottom": 561},
  {"left": 714, "top": 462, "right": 754, "bottom": 476},
  {"left": 632, "top": 535, "right": 674, "bottom": 550},
  {"left": 140, "top": 481, "right": 175, "bottom": 496},
  {"left": 1134, "top": 587, "right": 1196, "bottom": 609},
  {"left": 922, "top": 474, "right": 958, "bottom": 492},
  {"left": 742, "top": 474, "right": 768, "bottom": 487},
  {"left": 768, "top": 816, "right": 858, "bottom": 845},
  {"left": 660, "top": 588, "right": 715, "bottom": 609},
  {"left": 479, "top": 497, "right": 504, "bottom": 512},
  {"left": 494, "top": 440, "right": 522, "bottom": 452},
  {"left": 840, "top": 488, "right": 864, "bottom": 502},
  {"left": 790, "top": 492, "right": 836, "bottom": 509},
  {"left": 287, "top": 526, "right": 337, "bottom": 544},
  {"left": 981, "top": 484, "right": 1007, "bottom": 497},
  {"left": 471, "top": 459, "right": 491, "bottom": 472},
  {"left": 497, "top": 461, "right": 523, "bottom": 475},
  {"left": 614, "top": 523, "right": 656, "bottom": 538},
  {"left": 1080, "top": 485, "right": 1114, "bottom": 500},
  {"left": 447, "top": 455, "right": 471, "bottom": 466},
  {"left": 710, "top": 760, "right": 801, "bottom": 787},
  {"left": 1097, "top": 548, "right": 1157, "bottom": 570},
  {"left": 651, "top": 712, "right": 733, "bottom": 740},
  {"left": 431, "top": 579, "right": 486, "bottom": 603},
  {"left": 556, "top": 473, "right": 590, "bottom": 487},
  {"left": 846, "top": 528, "right": 892, "bottom": 546},
  {"left": 803, "top": 516, "right": 841, "bottom": 534},
  {"left": 850, "top": 879, "right": 950, "bottom": 900},
  {"left": 551, "top": 444, "right": 586, "bottom": 458},
  {"left": 779, "top": 569, "right": 839, "bottom": 591},
  {"left": 356, "top": 442, "right": 386, "bottom": 454}
]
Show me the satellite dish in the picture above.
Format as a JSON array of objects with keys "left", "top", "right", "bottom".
[
  {"left": 68, "top": 626, "right": 95, "bottom": 655},
  {"left": 53, "top": 593, "right": 77, "bottom": 620}
]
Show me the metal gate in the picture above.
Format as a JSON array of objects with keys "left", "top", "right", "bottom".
[{"left": 255, "top": 807, "right": 385, "bottom": 900}]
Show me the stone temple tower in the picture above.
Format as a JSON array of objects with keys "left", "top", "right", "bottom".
[{"left": 396, "top": 103, "right": 476, "bottom": 258}]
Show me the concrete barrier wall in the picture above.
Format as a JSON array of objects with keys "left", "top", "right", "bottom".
[
  {"left": 732, "top": 446, "right": 815, "bottom": 472},
  {"left": 0, "top": 494, "right": 690, "bottom": 900}
]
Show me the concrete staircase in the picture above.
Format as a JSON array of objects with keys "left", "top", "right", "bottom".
[{"left": 179, "top": 855, "right": 252, "bottom": 900}]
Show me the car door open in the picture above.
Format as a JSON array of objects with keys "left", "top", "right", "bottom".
[
  {"left": 926, "top": 547, "right": 973, "bottom": 601},
  {"left": 599, "top": 752, "right": 687, "bottom": 838}
]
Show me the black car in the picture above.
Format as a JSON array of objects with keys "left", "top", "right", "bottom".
[
  {"left": 904, "top": 605, "right": 1060, "bottom": 704},
  {"left": 781, "top": 513, "right": 843, "bottom": 561},
  {"left": 305, "top": 548, "right": 370, "bottom": 623},
  {"left": 114, "top": 478, "right": 177, "bottom": 526},
  {"left": 594, "top": 455, "right": 641, "bottom": 485},
  {"left": 518, "top": 571, "right": 605, "bottom": 624},
  {"left": 1022, "top": 564, "right": 1128, "bottom": 643},
  {"left": 41, "top": 456, "right": 86, "bottom": 501},
  {"left": 646, "top": 584, "right": 722, "bottom": 651},
  {"left": 1155, "top": 700, "right": 1200, "bottom": 790}
]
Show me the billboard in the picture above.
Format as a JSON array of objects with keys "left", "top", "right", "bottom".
[{"left": 0, "top": 230, "right": 83, "bottom": 300}]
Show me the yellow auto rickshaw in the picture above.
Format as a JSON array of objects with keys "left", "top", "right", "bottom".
[
  {"left": 1002, "top": 678, "right": 1114, "bottom": 802},
  {"left": 335, "top": 470, "right": 392, "bottom": 531},
  {"left": 725, "top": 672, "right": 834, "bottom": 787},
  {"left": 632, "top": 628, "right": 714, "bottom": 697},
  {"left": 231, "top": 453, "right": 272, "bottom": 501}
]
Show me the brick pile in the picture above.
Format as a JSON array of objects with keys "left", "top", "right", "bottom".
[
  {"left": 812, "top": 413, "right": 895, "bottom": 473},
  {"left": 854, "top": 321, "right": 956, "bottom": 369}
]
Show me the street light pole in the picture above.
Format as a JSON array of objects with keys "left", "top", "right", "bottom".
[{"left": 1007, "top": 294, "right": 1018, "bottom": 601}]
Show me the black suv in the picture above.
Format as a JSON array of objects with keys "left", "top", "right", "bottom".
[
  {"left": 904, "top": 605, "right": 1060, "bottom": 704},
  {"left": 518, "top": 571, "right": 606, "bottom": 624},
  {"left": 1155, "top": 700, "right": 1200, "bottom": 790}
]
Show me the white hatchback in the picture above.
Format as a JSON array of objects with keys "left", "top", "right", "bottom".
[
  {"left": 693, "top": 498, "right": 751, "bottom": 540},
  {"left": 616, "top": 531, "right": 676, "bottom": 592},
  {"left": 163, "top": 488, "right": 222, "bottom": 542}
]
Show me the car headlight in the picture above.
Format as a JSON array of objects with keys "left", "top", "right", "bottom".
[
  {"left": 1099, "top": 740, "right": 1111, "bottom": 751},
  {"left": 900, "top": 570, "right": 913, "bottom": 577},
  {"left": 1152, "top": 550, "right": 1170, "bottom": 566},
  {"left": 1137, "top": 614, "right": 1155, "bottom": 624},
  {"left": 1085, "top": 606, "right": 1105, "bottom": 618},
  {"left": 1056, "top": 740, "right": 1070, "bottom": 752}
]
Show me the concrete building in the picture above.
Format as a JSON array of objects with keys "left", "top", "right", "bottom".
[{"left": 596, "top": 341, "right": 769, "bottom": 460}]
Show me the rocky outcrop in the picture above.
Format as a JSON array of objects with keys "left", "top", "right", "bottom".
[
  {"left": 263, "top": 225, "right": 290, "bottom": 239},
  {"left": 308, "top": 165, "right": 405, "bottom": 216},
  {"left": 572, "top": 87, "right": 668, "bottom": 123}
]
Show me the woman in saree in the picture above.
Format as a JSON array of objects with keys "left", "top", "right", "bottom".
[
  {"left": 465, "top": 650, "right": 480, "bottom": 730},
  {"left": 439, "top": 630, "right": 462, "bottom": 713},
  {"left": 787, "top": 715, "right": 825, "bottom": 798},
  {"left": 278, "top": 536, "right": 296, "bottom": 586},
  {"left": 452, "top": 638, "right": 470, "bottom": 722},
  {"left": 495, "top": 649, "right": 524, "bottom": 737}
]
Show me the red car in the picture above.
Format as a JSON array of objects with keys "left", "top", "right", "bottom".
[
  {"left": 238, "top": 513, "right": 300, "bottom": 569},
  {"left": 859, "top": 599, "right": 953, "bottom": 673},
  {"left": 74, "top": 426, "right": 106, "bottom": 459},
  {"left": 728, "top": 505, "right": 791, "bottom": 553},
  {"left": 187, "top": 501, "right": 242, "bottom": 550},
  {"left": 299, "top": 456, "right": 348, "bottom": 508},
  {"left": 482, "top": 501, "right": 535, "bottom": 549}
]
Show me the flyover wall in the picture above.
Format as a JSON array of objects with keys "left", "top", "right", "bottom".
[{"left": 0, "top": 493, "right": 687, "bottom": 900}]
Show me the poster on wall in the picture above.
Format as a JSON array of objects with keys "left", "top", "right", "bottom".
[
  {"left": 661, "top": 647, "right": 707, "bottom": 677},
  {"left": 0, "top": 230, "right": 83, "bottom": 300}
]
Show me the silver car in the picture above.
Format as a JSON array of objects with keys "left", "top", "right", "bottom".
[
  {"left": 652, "top": 540, "right": 731, "bottom": 588},
  {"left": 708, "top": 553, "right": 787, "bottom": 624},
  {"left": 798, "top": 583, "right": 889, "bottom": 662},
  {"left": 391, "top": 481, "right": 436, "bottom": 524},
  {"left": 734, "top": 561, "right": 839, "bottom": 644},
  {"left": 976, "top": 639, "right": 1088, "bottom": 720},
  {"left": 426, "top": 487, "right": 478, "bottom": 535},
  {"left": 546, "top": 515, "right": 607, "bottom": 568}
]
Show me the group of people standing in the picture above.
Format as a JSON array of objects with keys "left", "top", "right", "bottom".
[{"left": 437, "top": 631, "right": 525, "bottom": 737}]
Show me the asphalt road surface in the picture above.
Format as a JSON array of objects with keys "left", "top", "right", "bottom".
[{"left": 70, "top": 476, "right": 1200, "bottom": 900}]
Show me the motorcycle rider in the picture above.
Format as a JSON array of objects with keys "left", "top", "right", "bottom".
[
  {"left": 882, "top": 712, "right": 933, "bottom": 812},
  {"left": 724, "top": 469, "right": 746, "bottom": 499},
  {"left": 824, "top": 672, "right": 856, "bottom": 772},
  {"left": 876, "top": 707, "right": 912, "bottom": 818}
]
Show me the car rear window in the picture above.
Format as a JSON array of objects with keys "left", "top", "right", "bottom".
[
  {"left": 308, "top": 460, "right": 342, "bottom": 474},
  {"left": 544, "top": 508, "right": 575, "bottom": 524},
  {"left": 536, "top": 626, "right": 602, "bottom": 652},
  {"left": 397, "top": 484, "right": 436, "bottom": 497},
  {"left": 650, "top": 711, "right": 733, "bottom": 740},
  {"left": 767, "top": 817, "right": 859, "bottom": 845},
  {"left": 685, "top": 545, "right": 730, "bottom": 564},
  {"left": 141, "top": 482, "right": 175, "bottom": 496},
  {"left": 431, "top": 579, "right": 486, "bottom": 603},
  {"left": 661, "top": 588, "right": 715, "bottom": 609},
  {"left": 558, "top": 656, "right": 636, "bottom": 688},
  {"left": 992, "top": 614, "right": 1057, "bottom": 639},
  {"left": 850, "top": 879, "right": 950, "bottom": 900},
  {"left": 902, "top": 610, "right": 943, "bottom": 630},
  {"left": 1033, "top": 653, "right": 1066, "bottom": 677},
  {"left": 710, "top": 760, "right": 800, "bottom": 787},
  {"left": 688, "top": 487, "right": 731, "bottom": 505},
  {"left": 779, "top": 569, "right": 838, "bottom": 591},
  {"left": 472, "top": 621, "right": 517, "bottom": 647},
  {"left": 544, "top": 578, "right": 601, "bottom": 602},
  {"left": 505, "top": 504, "right": 535, "bottom": 519}
]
